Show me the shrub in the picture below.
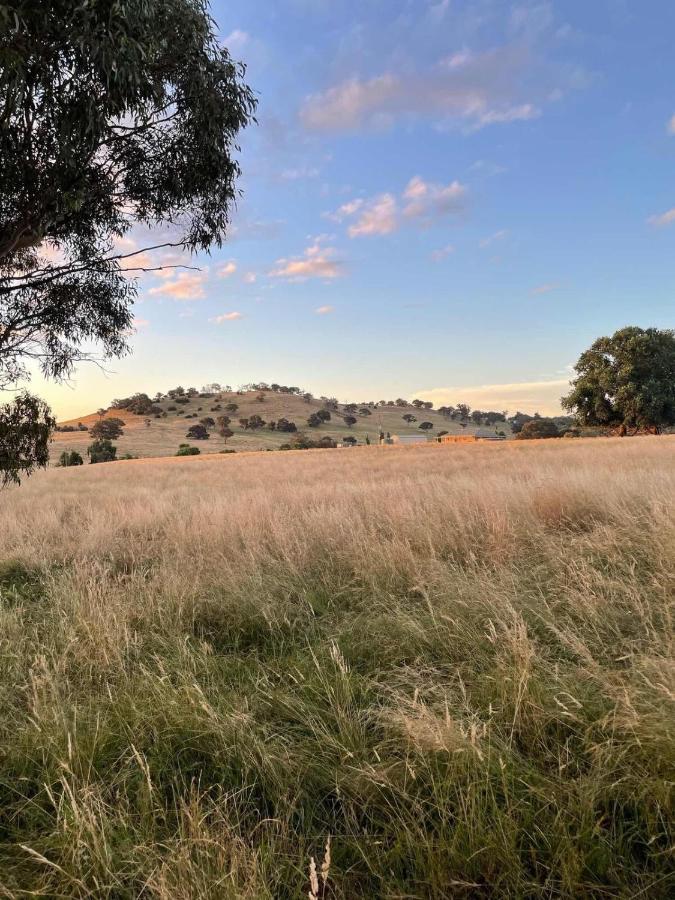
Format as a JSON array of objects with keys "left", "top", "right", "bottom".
[
  {"left": 57, "top": 450, "right": 84, "bottom": 467},
  {"left": 186, "top": 424, "right": 209, "bottom": 440},
  {"left": 176, "top": 444, "right": 200, "bottom": 456},
  {"left": 516, "top": 419, "right": 560, "bottom": 440},
  {"left": 87, "top": 439, "right": 117, "bottom": 463}
]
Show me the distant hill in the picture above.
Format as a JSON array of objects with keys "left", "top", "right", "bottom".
[{"left": 51, "top": 387, "right": 515, "bottom": 462}]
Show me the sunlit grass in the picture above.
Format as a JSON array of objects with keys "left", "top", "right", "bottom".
[{"left": 0, "top": 437, "right": 673, "bottom": 897}]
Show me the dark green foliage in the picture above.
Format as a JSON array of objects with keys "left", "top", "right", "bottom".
[
  {"left": 199, "top": 417, "right": 215, "bottom": 429},
  {"left": 317, "top": 408, "right": 331, "bottom": 422},
  {"left": 276, "top": 418, "right": 297, "bottom": 433},
  {"left": 176, "top": 444, "right": 200, "bottom": 456},
  {"left": 0, "top": 393, "right": 54, "bottom": 485},
  {"left": 89, "top": 417, "right": 125, "bottom": 440},
  {"left": 111, "top": 394, "right": 161, "bottom": 415},
  {"left": 0, "top": 0, "right": 255, "bottom": 390},
  {"left": 418, "top": 421, "right": 434, "bottom": 431},
  {"left": 57, "top": 450, "right": 83, "bottom": 467},
  {"left": 307, "top": 413, "right": 322, "bottom": 428},
  {"left": 87, "top": 438, "right": 117, "bottom": 463},
  {"left": 186, "top": 424, "right": 209, "bottom": 440},
  {"left": 247, "top": 414, "right": 265, "bottom": 430},
  {"left": 402, "top": 413, "right": 416, "bottom": 423},
  {"left": 562, "top": 326, "right": 675, "bottom": 433},
  {"left": 516, "top": 419, "right": 560, "bottom": 440},
  {"left": 343, "top": 415, "right": 357, "bottom": 428}
]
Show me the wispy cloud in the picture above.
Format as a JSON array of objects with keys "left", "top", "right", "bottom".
[
  {"left": 147, "top": 271, "right": 207, "bottom": 300},
  {"left": 431, "top": 244, "right": 455, "bottom": 261},
  {"left": 242, "top": 272, "right": 257, "bottom": 284},
  {"left": 415, "top": 377, "right": 572, "bottom": 416},
  {"left": 269, "top": 241, "right": 345, "bottom": 281},
  {"left": 648, "top": 207, "right": 675, "bottom": 227},
  {"left": 217, "top": 261, "right": 237, "bottom": 278},
  {"left": 530, "top": 282, "right": 562, "bottom": 295},
  {"left": 479, "top": 229, "right": 508, "bottom": 248},
  {"left": 315, "top": 305, "right": 334, "bottom": 315},
  {"left": 210, "top": 311, "right": 243, "bottom": 323},
  {"left": 300, "top": 47, "right": 548, "bottom": 133},
  {"left": 332, "top": 176, "right": 467, "bottom": 238},
  {"left": 668, "top": 114, "right": 675, "bottom": 135},
  {"left": 132, "top": 317, "right": 150, "bottom": 329}
]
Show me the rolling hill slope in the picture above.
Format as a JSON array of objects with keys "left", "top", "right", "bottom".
[{"left": 52, "top": 389, "right": 512, "bottom": 462}]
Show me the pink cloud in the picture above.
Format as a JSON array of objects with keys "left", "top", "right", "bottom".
[
  {"left": 217, "top": 261, "right": 237, "bottom": 278},
  {"left": 315, "top": 305, "right": 334, "bottom": 315},
  {"left": 270, "top": 242, "right": 345, "bottom": 281},
  {"left": 147, "top": 271, "right": 207, "bottom": 300},
  {"left": 210, "top": 311, "right": 243, "bottom": 323}
]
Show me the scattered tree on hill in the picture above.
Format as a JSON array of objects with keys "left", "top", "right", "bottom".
[
  {"left": 90, "top": 418, "right": 125, "bottom": 440},
  {"left": 322, "top": 397, "right": 339, "bottom": 411},
  {"left": 87, "top": 439, "right": 117, "bottom": 463},
  {"left": 419, "top": 421, "right": 434, "bottom": 431},
  {"left": 248, "top": 414, "right": 266, "bottom": 430},
  {"left": 200, "top": 417, "right": 216, "bottom": 429},
  {"left": 411, "top": 399, "right": 425, "bottom": 409},
  {"left": 216, "top": 415, "right": 231, "bottom": 430},
  {"left": 342, "top": 435, "right": 357, "bottom": 445},
  {"left": 96, "top": 408, "right": 107, "bottom": 419},
  {"left": 225, "top": 402, "right": 239, "bottom": 414},
  {"left": 219, "top": 427, "right": 234, "bottom": 443},
  {"left": 302, "top": 392, "right": 314, "bottom": 403},
  {"left": 402, "top": 413, "right": 417, "bottom": 423},
  {"left": 256, "top": 392, "right": 266, "bottom": 403},
  {"left": 276, "top": 418, "right": 297, "bottom": 433},
  {"left": 186, "top": 424, "right": 209, "bottom": 440},
  {"left": 317, "top": 409, "right": 331, "bottom": 422},
  {"left": 343, "top": 403, "right": 358, "bottom": 414},
  {"left": 239, "top": 417, "right": 250, "bottom": 430},
  {"left": 562, "top": 326, "right": 675, "bottom": 434},
  {"left": 515, "top": 419, "right": 559, "bottom": 440},
  {"left": 395, "top": 398, "right": 409, "bottom": 407},
  {"left": 343, "top": 415, "right": 357, "bottom": 428},
  {"left": 57, "top": 450, "right": 84, "bottom": 467},
  {"left": 307, "top": 413, "right": 322, "bottom": 428},
  {"left": 176, "top": 444, "right": 200, "bottom": 456},
  {"left": 359, "top": 407, "right": 372, "bottom": 417},
  {"left": 455, "top": 404, "right": 471, "bottom": 421},
  {"left": 0, "top": 394, "right": 55, "bottom": 485}
]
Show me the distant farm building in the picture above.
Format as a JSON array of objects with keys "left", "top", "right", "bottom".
[
  {"left": 438, "top": 430, "right": 506, "bottom": 444},
  {"left": 391, "top": 434, "right": 428, "bottom": 445}
]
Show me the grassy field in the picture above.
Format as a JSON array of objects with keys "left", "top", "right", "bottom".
[
  {"left": 51, "top": 390, "right": 510, "bottom": 462},
  {"left": 0, "top": 437, "right": 673, "bottom": 897}
]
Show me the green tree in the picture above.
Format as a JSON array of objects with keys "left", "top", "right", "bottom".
[
  {"left": 57, "top": 450, "right": 84, "bottom": 467},
  {"left": 0, "top": 393, "right": 55, "bottom": 485},
  {"left": 90, "top": 418, "right": 125, "bottom": 440},
  {"left": 87, "top": 439, "right": 117, "bottom": 463},
  {"left": 343, "top": 415, "right": 357, "bottom": 428},
  {"left": 0, "top": 0, "right": 255, "bottom": 483},
  {"left": 562, "top": 327, "right": 675, "bottom": 433},
  {"left": 515, "top": 419, "right": 559, "bottom": 440},
  {"left": 419, "top": 422, "right": 434, "bottom": 431},
  {"left": 186, "top": 424, "right": 209, "bottom": 440}
]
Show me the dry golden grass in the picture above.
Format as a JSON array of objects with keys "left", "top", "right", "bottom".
[{"left": 0, "top": 437, "right": 673, "bottom": 897}]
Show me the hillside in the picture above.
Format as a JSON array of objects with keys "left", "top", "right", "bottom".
[{"left": 52, "top": 388, "right": 513, "bottom": 462}]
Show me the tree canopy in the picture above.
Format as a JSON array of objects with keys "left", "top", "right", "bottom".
[
  {"left": 0, "top": 393, "right": 54, "bottom": 484},
  {"left": 0, "top": 0, "right": 255, "bottom": 481},
  {"left": 562, "top": 327, "right": 675, "bottom": 433}
]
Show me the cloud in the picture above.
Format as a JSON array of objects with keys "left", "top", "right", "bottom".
[
  {"left": 243, "top": 272, "right": 257, "bottom": 284},
  {"left": 668, "top": 114, "right": 675, "bottom": 135},
  {"left": 648, "top": 207, "right": 675, "bottom": 227},
  {"left": 210, "top": 311, "right": 243, "bottom": 323},
  {"left": 147, "top": 271, "right": 207, "bottom": 300},
  {"left": 332, "top": 176, "right": 467, "bottom": 238},
  {"left": 530, "top": 282, "right": 561, "bottom": 295},
  {"left": 269, "top": 241, "right": 345, "bottom": 281},
  {"left": 217, "top": 261, "right": 237, "bottom": 278},
  {"left": 315, "top": 305, "right": 334, "bottom": 315},
  {"left": 132, "top": 317, "right": 150, "bottom": 329},
  {"left": 402, "top": 176, "right": 466, "bottom": 221},
  {"left": 431, "top": 244, "right": 455, "bottom": 261},
  {"left": 414, "top": 378, "right": 572, "bottom": 416},
  {"left": 224, "top": 29, "right": 250, "bottom": 52},
  {"left": 300, "top": 47, "right": 548, "bottom": 133},
  {"left": 479, "top": 229, "right": 508, "bottom": 248},
  {"left": 280, "top": 165, "right": 320, "bottom": 181},
  {"left": 348, "top": 194, "right": 398, "bottom": 237}
]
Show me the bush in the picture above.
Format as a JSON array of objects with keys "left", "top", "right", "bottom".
[
  {"left": 87, "top": 439, "right": 117, "bottom": 463},
  {"left": 515, "top": 419, "right": 560, "bottom": 440},
  {"left": 176, "top": 444, "right": 200, "bottom": 456},
  {"left": 57, "top": 450, "right": 84, "bottom": 467}
]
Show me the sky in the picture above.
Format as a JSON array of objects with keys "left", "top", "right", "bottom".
[{"left": 23, "top": 0, "right": 675, "bottom": 417}]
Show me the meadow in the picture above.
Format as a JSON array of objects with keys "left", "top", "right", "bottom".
[{"left": 0, "top": 437, "right": 673, "bottom": 897}]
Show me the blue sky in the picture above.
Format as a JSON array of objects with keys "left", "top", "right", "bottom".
[{"left": 36, "top": 0, "right": 675, "bottom": 417}]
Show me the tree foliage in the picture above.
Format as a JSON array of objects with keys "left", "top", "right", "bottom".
[
  {"left": 0, "top": 0, "right": 255, "bottom": 482},
  {"left": 515, "top": 419, "right": 559, "bottom": 440},
  {"left": 562, "top": 327, "right": 675, "bottom": 433},
  {"left": 87, "top": 438, "right": 117, "bottom": 463},
  {"left": 0, "top": 393, "right": 54, "bottom": 485},
  {"left": 89, "top": 417, "right": 125, "bottom": 440}
]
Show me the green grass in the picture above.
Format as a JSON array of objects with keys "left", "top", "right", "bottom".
[{"left": 0, "top": 438, "right": 673, "bottom": 897}]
